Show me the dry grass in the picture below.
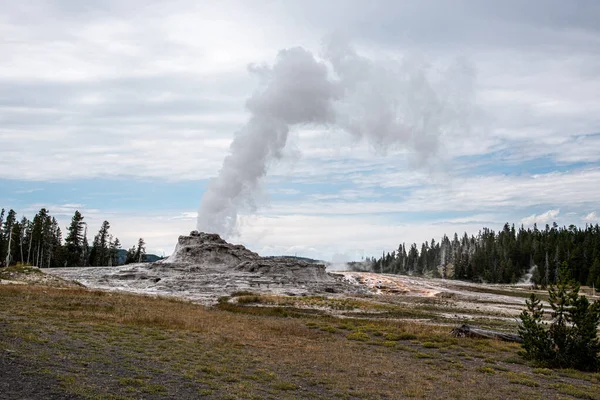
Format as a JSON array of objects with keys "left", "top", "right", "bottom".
[{"left": 1, "top": 284, "right": 598, "bottom": 399}]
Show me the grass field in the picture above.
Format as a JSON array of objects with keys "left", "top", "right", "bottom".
[{"left": 1, "top": 283, "right": 599, "bottom": 399}]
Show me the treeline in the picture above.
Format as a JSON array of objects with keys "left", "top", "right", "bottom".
[
  {"left": 0, "top": 208, "right": 149, "bottom": 268},
  {"left": 370, "top": 222, "right": 600, "bottom": 287}
]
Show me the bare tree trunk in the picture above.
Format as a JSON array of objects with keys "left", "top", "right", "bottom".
[
  {"left": 5, "top": 225, "right": 13, "bottom": 266},
  {"left": 27, "top": 231, "right": 33, "bottom": 265},
  {"left": 19, "top": 231, "right": 24, "bottom": 265}
]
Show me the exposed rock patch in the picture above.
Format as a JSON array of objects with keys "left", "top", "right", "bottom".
[{"left": 165, "top": 231, "right": 260, "bottom": 266}]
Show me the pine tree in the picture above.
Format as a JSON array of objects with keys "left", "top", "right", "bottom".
[
  {"left": 519, "top": 262, "right": 600, "bottom": 371},
  {"left": 125, "top": 246, "right": 136, "bottom": 264},
  {"left": 92, "top": 221, "right": 111, "bottom": 266},
  {"left": 109, "top": 237, "right": 121, "bottom": 266},
  {"left": 65, "top": 211, "right": 85, "bottom": 267},
  {"left": 519, "top": 293, "right": 553, "bottom": 362},
  {"left": 587, "top": 258, "right": 600, "bottom": 289},
  {"left": 89, "top": 234, "right": 101, "bottom": 266},
  {"left": 2, "top": 209, "right": 17, "bottom": 266},
  {"left": 50, "top": 221, "right": 63, "bottom": 268},
  {"left": 134, "top": 238, "right": 146, "bottom": 263}
]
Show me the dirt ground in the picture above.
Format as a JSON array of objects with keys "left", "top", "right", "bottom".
[
  {"left": 2, "top": 283, "right": 600, "bottom": 400},
  {"left": 1, "top": 340, "right": 81, "bottom": 400}
]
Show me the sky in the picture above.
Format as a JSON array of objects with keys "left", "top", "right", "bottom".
[{"left": 1, "top": 0, "right": 600, "bottom": 261}]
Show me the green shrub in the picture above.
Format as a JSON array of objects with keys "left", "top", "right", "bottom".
[{"left": 519, "top": 264, "right": 600, "bottom": 371}]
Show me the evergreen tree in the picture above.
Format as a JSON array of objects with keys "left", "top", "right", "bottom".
[
  {"left": 65, "top": 210, "right": 85, "bottom": 267},
  {"left": 125, "top": 246, "right": 136, "bottom": 264},
  {"left": 587, "top": 258, "right": 600, "bottom": 289},
  {"left": 2, "top": 209, "right": 17, "bottom": 266},
  {"left": 519, "top": 262, "right": 600, "bottom": 371},
  {"left": 98, "top": 221, "right": 110, "bottom": 265},
  {"left": 134, "top": 238, "right": 146, "bottom": 263},
  {"left": 109, "top": 237, "right": 121, "bottom": 266}
]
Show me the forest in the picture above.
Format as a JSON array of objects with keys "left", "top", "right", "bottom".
[
  {"left": 369, "top": 222, "right": 600, "bottom": 287},
  {"left": 0, "top": 208, "right": 148, "bottom": 268}
]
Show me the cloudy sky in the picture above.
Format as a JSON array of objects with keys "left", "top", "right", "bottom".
[{"left": 1, "top": 0, "right": 600, "bottom": 260}]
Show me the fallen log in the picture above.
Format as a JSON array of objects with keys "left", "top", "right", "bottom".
[{"left": 450, "top": 324, "right": 523, "bottom": 343}]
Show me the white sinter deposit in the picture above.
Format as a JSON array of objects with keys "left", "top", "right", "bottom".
[{"left": 47, "top": 231, "right": 358, "bottom": 304}]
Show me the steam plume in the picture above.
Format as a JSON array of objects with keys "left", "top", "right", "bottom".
[
  {"left": 197, "top": 41, "right": 475, "bottom": 237},
  {"left": 197, "top": 47, "right": 338, "bottom": 235}
]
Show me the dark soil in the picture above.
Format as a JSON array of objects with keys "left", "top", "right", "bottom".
[{"left": 0, "top": 350, "right": 81, "bottom": 400}]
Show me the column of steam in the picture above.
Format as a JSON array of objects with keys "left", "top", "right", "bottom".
[
  {"left": 196, "top": 47, "right": 339, "bottom": 238},
  {"left": 197, "top": 41, "right": 474, "bottom": 238}
]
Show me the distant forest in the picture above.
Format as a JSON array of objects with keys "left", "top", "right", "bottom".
[
  {"left": 363, "top": 222, "right": 600, "bottom": 288},
  {"left": 0, "top": 208, "right": 158, "bottom": 268}
]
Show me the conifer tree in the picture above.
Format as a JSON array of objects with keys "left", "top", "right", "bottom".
[
  {"left": 65, "top": 210, "right": 85, "bottom": 267},
  {"left": 519, "top": 262, "right": 600, "bottom": 371},
  {"left": 109, "top": 237, "right": 121, "bottom": 266},
  {"left": 135, "top": 238, "right": 146, "bottom": 263},
  {"left": 125, "top": 246, "right": 136, "bottom": 264},
  {"left": 2, "top": 209, "right": 17, "bottom": 266}
]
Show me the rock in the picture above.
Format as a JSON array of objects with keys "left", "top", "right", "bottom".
[
  {"left": 163, "top": 232, "right": 260, "bottom": 266},
  {"left": 161, "top": 232, "right": 333, "bottom": 284},
  {"left": 46, "top": 231, "right": 361, "bottom": 305}
]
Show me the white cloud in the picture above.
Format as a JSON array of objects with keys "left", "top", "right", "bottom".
[
  {"left": 520, "top": 209, "right": 560, "bottom": 227},
  {"left": 583, "top": 211, "right": 600, "bottom": 223},
  {"left": 1, "top": 1, "right": 599, "bottom": 182}
]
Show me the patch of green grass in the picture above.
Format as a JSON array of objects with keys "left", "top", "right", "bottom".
[
  {"left": 550, "top": 383, "right": 599, "bottom": 400},
  {"left": 533, "top": 367, "right": 554, "bottom": 376},
  {"left": 319, "top": 325, "right": 337, "bottom": 333},
  {"left": 395, "top": 344, "right": 416, "bottom": 352},
  {"left": 477, "top": 366, "right": 495, "bottom": 375},
  {"left": 558, "top": 368, "right": 600, "bottom": 383},
  {"left": 413, "top": 352, "right": 434, "bottom": 359},
  {"left": 506, "top": 372, "right": 539, "bottom": 387},
  {"left": 346, "top": 332, "right": 370, "bottom": 342},
  {"left": 142, "top": 383, "right": 168, "bottom": 394},
  {"left": 445, "top": 360, "right": 464, "bottom": 369},
  {"left": 503, "top": 355, "right": 527, "bottom": 365},
  {"left": 118, "top": 377, "right": 145, "bottom": 387},
  {"left": 201, "top": 366, "right": 221, "bottom": 376}
]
